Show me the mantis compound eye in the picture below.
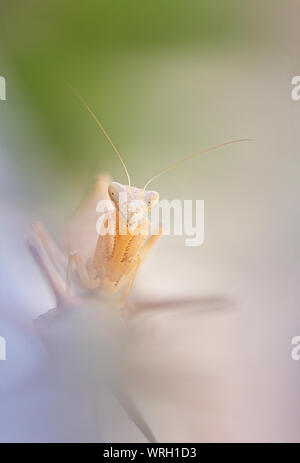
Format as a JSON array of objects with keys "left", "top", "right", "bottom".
[
  {"left": 108, "top": 182, "right": 122, "bottom": 201},
  {"left": 144, "top": 190, "right": 159, "bottom": 209}
]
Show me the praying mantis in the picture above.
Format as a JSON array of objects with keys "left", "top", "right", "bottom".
[{"left": 29, "top": 88, "right": 251, "bottom": 312}]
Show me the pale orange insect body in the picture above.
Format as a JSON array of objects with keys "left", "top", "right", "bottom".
[
  {"left": 31, "top": 88, "right": 251, "bottom": 307},
  {"left": 67, "top": 179, "right": 162, "bottom": 301}
]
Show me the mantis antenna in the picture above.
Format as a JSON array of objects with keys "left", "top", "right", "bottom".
[
  {"left": 143, "top": 138, "right": 253, "bottom": 191},
  {"left": 68, "top": 85, "right": 132, "bottom": 190}
]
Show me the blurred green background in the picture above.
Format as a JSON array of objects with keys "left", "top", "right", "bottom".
[{"left": 0, "top": 0, "right": 264, "bottom": 193}]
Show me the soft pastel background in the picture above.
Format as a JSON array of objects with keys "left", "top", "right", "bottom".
[{"left": 0, "top": 0, "right": 300, "bottom": 442}]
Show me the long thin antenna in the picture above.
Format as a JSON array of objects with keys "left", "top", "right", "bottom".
[
  {"left": 143, "top": 138, "right": 253, "bottom": 191},
  {"left": 68, "top": 85, "right": 131, "bottom": 189}
]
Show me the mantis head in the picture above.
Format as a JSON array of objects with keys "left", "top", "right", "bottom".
[{"left": 108, "top": 182, "right": 159, "bottom": 229}]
